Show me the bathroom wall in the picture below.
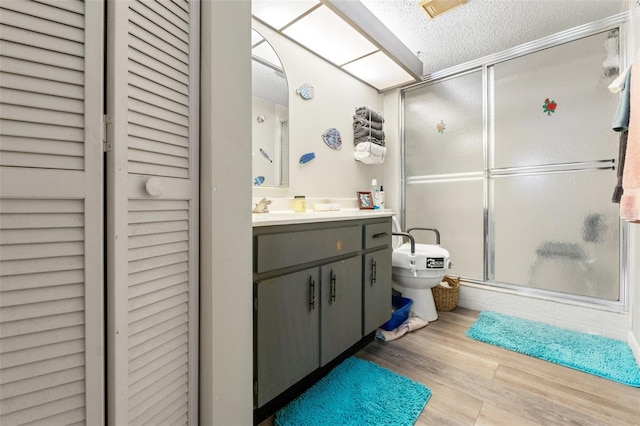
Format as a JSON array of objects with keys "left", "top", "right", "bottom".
[
  {"left": 382, "top": 90, "right": 402, "bottom": 212},
  {"left": 252, "top": 19, "right": 386, "bottom": 206},
  {"left": 201, "top": 1, "right": 253, "bottom": 424}
]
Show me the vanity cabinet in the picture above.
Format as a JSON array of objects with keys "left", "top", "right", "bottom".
[
  {"left": 320, "top": 256, "right": 362, "bottom": 366},
  {"left": 363, "top": 248, "right": 392, "bottom": 334},
  {"left": 363, "top": 221, "right": 393, "bottom": 335},
  {"left": 256, "top": 267, "right": 320, "bottom": 408},
  {"left": 253, "top": 216, "right": 392, "bottom": 410}
]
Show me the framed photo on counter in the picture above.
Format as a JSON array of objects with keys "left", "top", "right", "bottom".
[{"left": 357, "top": 192, "right": 374, "bottom": 210}]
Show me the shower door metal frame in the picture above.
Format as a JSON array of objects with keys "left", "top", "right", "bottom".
[{"left": 400, "top": 12, "right": 632, "bottom": 309}]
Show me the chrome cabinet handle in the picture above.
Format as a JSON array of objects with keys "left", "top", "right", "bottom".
[{"left": 372, "top": 232, "right": 388, "bottom": 238}]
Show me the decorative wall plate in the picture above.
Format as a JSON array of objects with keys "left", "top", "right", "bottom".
[
  {"left": 543, "top": 98, "right": 557, "bottom": 116},
  {"left": 322, "top": 128, "right": 342, "bottom": 150},
  {"left": 296, "top": 83, "right": 315, "bottom": 100},
  {"left": 299, "top": 152, "right": 316, "bottom": 164},
  {"left": 254, "top": 176, "right": 265, "bottom": 186}
]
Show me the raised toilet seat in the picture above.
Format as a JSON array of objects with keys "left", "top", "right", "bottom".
[{"left": 391, "top": 217, "right": 451, "bottom": 322}]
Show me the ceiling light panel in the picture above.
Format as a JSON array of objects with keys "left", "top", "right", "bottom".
[
  {"left": 283, "top": 5, "right": 378, "bottom": 66},
  {"left": 342, "top": 51, "right": 415, "bottom": 90},
  {"left": 252, "top": 0, "right": 320, "bottom": 30}
]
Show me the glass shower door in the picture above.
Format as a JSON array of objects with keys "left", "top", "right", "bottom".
[
  {"left": 403, "top": 28, "right": 624, "bottom": 302},
  {"left": 491, "top": 30, "right": 621, "bottom": 300},
  {"left": 403, "top": 70, "right": 485, "bottom": 280}
]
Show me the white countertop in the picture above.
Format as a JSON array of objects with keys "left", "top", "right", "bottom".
[{"left": 252, "top": 209, "right": 395, "bottom": 227}]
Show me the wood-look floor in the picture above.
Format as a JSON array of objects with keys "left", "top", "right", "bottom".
[{"left": 262, "top": 307, "right": 640, "bottom": 425}]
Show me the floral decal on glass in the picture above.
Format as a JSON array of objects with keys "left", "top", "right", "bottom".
[
  {"left": 436, "top": 120, "right": 446, "bottom": 133},
  {"left": 542, "top": 98, "right": 557, "bottom": 116}
]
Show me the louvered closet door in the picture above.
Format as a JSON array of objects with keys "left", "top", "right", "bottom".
[
  {"left": 106, "top": 1, "right": 199, "bottom": 425},
  {"left": 0, "top": 1, "right": 104, "bottom": 425}
]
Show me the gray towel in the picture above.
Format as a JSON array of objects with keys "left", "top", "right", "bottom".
[
  {"left": 613, "top": 131, "right": 628, "bottom": 203},
  {"left": 355, "top": 106, "right": 384, "bottom": 123},
  {"left": 353, "top": 117, "right": 383, "bottom": 130},
  {"left": 354, "top": 126, "right": 385, "bottom": 140},
  {"left": 354, "top": 135, "right": 385, "bottom": 147}
]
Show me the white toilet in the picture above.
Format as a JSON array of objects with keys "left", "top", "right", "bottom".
[{"left": 391, "top": 217, "right": 451, "bottom": 322}]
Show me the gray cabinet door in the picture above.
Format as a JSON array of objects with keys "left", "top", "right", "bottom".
[
  {"left": 320, "top": 256, "right": 362, "bottom": 366},
  {"left": 363, "top": 248, "right": 393, "bottom": 335},
  {"left": 256, "top": 267, "right": 320, "bottom": 407}
]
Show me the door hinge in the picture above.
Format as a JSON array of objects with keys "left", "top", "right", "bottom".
[{"left": 103, "top": 113, "right": 113, "bottom": 152}]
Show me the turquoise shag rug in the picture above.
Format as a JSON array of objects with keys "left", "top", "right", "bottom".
[
  {"left": 274, "top": 356, "right": 431, "bottom": 426},
  {"left": 466, "top": 311, "right": 640, "bottom": 387}
]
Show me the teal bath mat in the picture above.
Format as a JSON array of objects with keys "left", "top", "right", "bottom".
[
  {"left": 466, "top": 311, "right": 640, "bottom": 387},
  {"left": 274, "top": 356, "right": 431, "bottom": 426}
]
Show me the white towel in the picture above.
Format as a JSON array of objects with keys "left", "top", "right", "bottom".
[
  {"left": 354, "top": 142, "right": 386, "bottom": 164},
  {"left": 609, "top": 64, "right": 632, "bottom": 93},
  {"left": 355, "top": 141, "right": 386, "bottom": 157},
  {"left": 354, "top": 150, "right": 385, "bottom": 165}
]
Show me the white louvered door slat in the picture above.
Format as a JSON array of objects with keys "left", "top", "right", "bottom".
[
  {"left": 0, "top": 1, "right": 104, "bottom": 425},
  {"left": 107, "top": 1, "right": 200, "bottom": 425}
]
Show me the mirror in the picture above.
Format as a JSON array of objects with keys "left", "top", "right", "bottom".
[{"left": 252, "top": 29, "right": 289, "bottom": 188}]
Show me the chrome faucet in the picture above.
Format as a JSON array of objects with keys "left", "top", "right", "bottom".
[{"left": 252, "top": 197, "right": 271, "bottom": 213}]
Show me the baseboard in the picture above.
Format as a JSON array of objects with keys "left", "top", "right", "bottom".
[{"left": 629, "top": 330, "right": 640, "bottom": 367}]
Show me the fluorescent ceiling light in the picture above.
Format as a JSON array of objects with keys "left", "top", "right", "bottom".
[
  {"left": 283, "top": 6, "right": 377, "bottom": 65},
  {"left": 342, "top": 51, "right": 415, "bottom": 90},
  {"left": 252, "top": 0, "right": 423, "bottom": 91},
  {"left": 252, "top": 0, "right": 320, "bottom": 30}
]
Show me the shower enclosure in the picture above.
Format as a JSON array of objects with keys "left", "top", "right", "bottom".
[{"left": 402, "top": 22, "right": 628, "bottom": 303}]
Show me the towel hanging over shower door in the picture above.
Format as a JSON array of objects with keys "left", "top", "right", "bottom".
[{"left": 620, "top": 50, "right": 640, "bottom": 222}]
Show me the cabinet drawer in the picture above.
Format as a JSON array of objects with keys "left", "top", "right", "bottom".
[
  {"left": 256, "top": 225, "right": 362, "bottom": 273},
  {"left": 364, "top": 221, "right": 391, "bottom": 249}
]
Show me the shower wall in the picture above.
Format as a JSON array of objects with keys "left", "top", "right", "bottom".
[{"left": 403, "top": 29, "right": 624, "bottom": 302}]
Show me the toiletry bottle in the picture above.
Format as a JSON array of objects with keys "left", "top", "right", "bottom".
[
  {"left": 293, "top": 195, "right": 306, "bottom": 212},
  {"left": 378, "top": 186, "right": 385, "bottom": 210},
  {"left": 371, "top": 179, "right": 380, "bottom": 209}
]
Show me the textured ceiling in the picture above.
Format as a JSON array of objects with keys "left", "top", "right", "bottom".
[{"left": 359, "top": 0, "right": 627, "bottom": 75}]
